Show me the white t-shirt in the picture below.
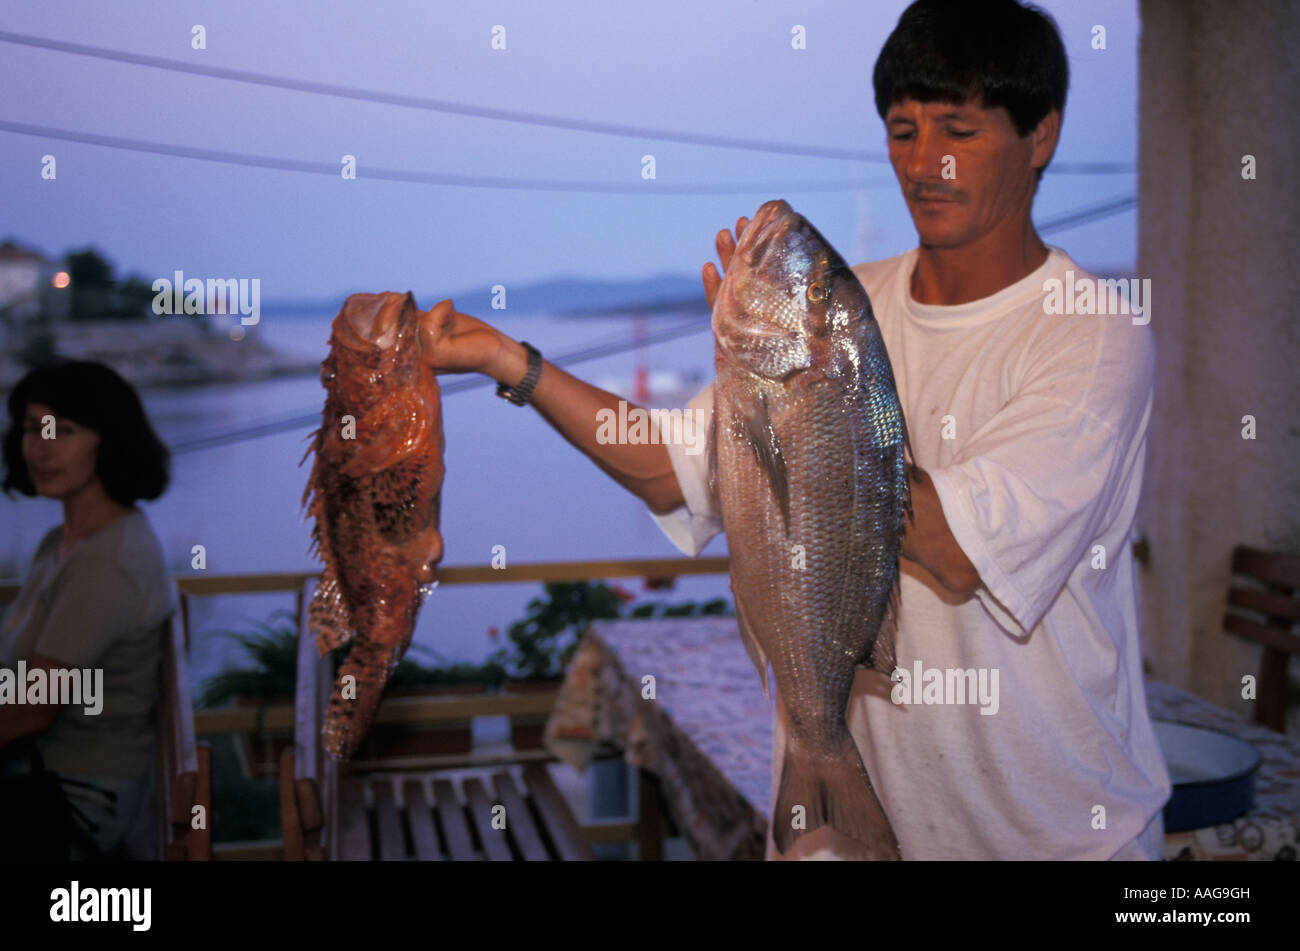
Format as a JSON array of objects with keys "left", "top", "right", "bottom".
[{"left": 651, "top": 246, "right": 1172, "bottom": 860}]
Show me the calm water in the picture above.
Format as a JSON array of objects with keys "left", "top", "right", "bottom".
[{"left": 0, "top": 308, "right": 733, "bottom": 692}]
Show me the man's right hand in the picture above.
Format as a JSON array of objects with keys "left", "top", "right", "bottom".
[
  {"left": 418, "top": 299, "right": 515, "bottom": 381},
  {"left": 701, "top": 215, "right": 751, "bottom": 310}
]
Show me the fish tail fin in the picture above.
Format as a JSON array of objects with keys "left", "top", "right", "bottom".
[
  {"left": 322, "top": 636, "right": 393, "bottom": 761},
  {"left": 772, "top": 732, "right": 900, "bottom": 860}
]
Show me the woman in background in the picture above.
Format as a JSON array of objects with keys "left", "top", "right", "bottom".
[{"left": 0, "top": 360, "right": 173, "bottom": 860}]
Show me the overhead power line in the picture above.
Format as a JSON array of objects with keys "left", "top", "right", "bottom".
[
  {"left": 0, "top": 29, "right": 1135, "bottom": 174},
  {"left": 166, "top": 313, "right": 714, "bottom": 454},
  {"left": 0, "top": 120, "right": 896, "bottom": 194},
  {"left": 168, "top": 188, "right": 1138, "bottom": 457},
  {"left": 1038, "top": 194, "right": 1136, "bottom": 234}
]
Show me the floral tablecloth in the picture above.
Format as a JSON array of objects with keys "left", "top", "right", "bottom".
[{"left": 545, "top": 617, "right": 1300, "bottom": 861}]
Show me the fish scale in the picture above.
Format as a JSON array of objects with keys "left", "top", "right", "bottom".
[{"left": 711, "top": 199, "right": 911, "bottom": 858}]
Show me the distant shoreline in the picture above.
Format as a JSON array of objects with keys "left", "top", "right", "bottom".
[{"left": 1, "top": 314, "right": 321, "bottom": 391}]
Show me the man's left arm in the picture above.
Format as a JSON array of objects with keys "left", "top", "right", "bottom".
[
  {"left": 899, "top": 320, "right": 1156, "bottom": 632},
  {"left": 901, "top": 467, "right": 981, "bottom": 597}
]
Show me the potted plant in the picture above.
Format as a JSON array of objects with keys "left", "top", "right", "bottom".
[
  {"left": 491, "top": 581, "right": 625, "bottom": 750},
  {"left": 199, "top": 613, "right": 507, "bottom": 771},
  {"left": 197, "top": 611, "right": 299, "bottom": 779},
  {"left": 489, "top": 580, "right": 733, "bottom": 750}
]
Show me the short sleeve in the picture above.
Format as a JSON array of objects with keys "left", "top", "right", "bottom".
[
  {"left": 648, "top": 382, "right": 725, "bottom": 557},
  {"left": 926, "top": 321, "right": 1155, "bottom": 635},
  {"left": 34, "top": 556, "right": 142, "bottom": 667}
]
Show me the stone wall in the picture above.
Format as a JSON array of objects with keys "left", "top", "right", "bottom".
[{"left": 1137, "top": 0, "right": 1300, "bottom": 718}]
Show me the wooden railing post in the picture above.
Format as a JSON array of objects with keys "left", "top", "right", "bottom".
[
  {"left": 159, "top": 584, "right": 204, "bottom": 859},
  {"left": 289, "top": 577, "right": 332, "bottom": 859}
]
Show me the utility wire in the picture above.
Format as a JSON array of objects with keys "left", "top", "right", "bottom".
[
  {"left": 0, "top": 120, "right": 895, "bottom": 194},
  {"left": 165, "top": 190, "right": 1135, "bottom": 455},
  {"left": 166, "top": 312, "right": 714, "bottom": 453},
  {"left": 0, "top": 29, "right": 1135, "bottom": 174},
  {"left": 1038, "top": 193, "right": 1136, "bottom": 234}
]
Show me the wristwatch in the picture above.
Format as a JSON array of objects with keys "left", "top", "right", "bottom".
[{"left": 496, "top": 341, "right": 543, "bottom": 406}]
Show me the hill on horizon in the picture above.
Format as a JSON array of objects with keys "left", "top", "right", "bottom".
[{"left": 262, "top": 273, "right": 706, "bottom": 317}]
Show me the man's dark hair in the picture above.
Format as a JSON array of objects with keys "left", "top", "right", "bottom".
[
  {"left": 873, "top": 0, "right": 1069, "bottom": 180},
  {"left": 3, "top": 360, "right": 170, "bottom": 505}
]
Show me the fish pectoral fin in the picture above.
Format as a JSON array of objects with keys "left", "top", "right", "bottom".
[
  {"left": 309, "top": 566, "right": 357, "bottom": 653},
  {"left": 742, "top": 392, "right": 791, "bottom": 533},
  {"left": 734, "top": 596, "right": 771, "bottom": 705}
]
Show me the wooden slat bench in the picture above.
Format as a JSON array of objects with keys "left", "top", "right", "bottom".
[{"left": 336, "top": 766, "right": 596, "bottom": 861}]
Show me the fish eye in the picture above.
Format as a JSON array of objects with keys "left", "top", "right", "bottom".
[
  {"left": 807, "top": 282, "right": 826, "bottom": 303},
  {"left": 321, "top": 368, "right": 336, "bottom": 382}
]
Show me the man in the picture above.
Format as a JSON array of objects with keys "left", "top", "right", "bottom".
[{"left": 421, "top": 0, "right": 1171, "bottom": 859}]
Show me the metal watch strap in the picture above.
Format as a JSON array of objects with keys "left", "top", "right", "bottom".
[{"left": 496, "top": 341, "right": 542, "bottom": 406}]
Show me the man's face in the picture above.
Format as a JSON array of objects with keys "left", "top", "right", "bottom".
[{"left": 885, "top": 98, "right": 1042, "bottom": 249}]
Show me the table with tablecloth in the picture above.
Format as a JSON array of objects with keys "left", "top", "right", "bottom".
[{"left": 544, "top": 617, "right": 1300, "bottom": 860}]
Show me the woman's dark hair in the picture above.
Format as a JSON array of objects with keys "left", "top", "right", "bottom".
[
  {"left": 873, "top": 0, "right": 1069, "bottom": 180},
  {"left": 2, "top": 360, "right": 170, "bottom": 504}
]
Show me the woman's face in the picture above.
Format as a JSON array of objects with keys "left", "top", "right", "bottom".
[{"left": 21, "top": 401, "right": 103, "bottom": 501}]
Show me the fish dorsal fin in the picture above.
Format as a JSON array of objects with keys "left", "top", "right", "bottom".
[
  {"left": 900, "top": 415, "right": 919, "bottom": 526},
  {"left": 733, "top": 595, "right": 771, "bottom": 706},
  {"left": 861, "top": 577, "right": 901, "bottom": 677},
  {"left": 743, "top": 391, "right": 791, "bottom": 533}
]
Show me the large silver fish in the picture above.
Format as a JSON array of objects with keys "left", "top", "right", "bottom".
[{"left": 709, "top": 199, "right": 912, "bottom": 859}]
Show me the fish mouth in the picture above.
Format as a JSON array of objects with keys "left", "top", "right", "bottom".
[
  {"left": 740, "top": 199, "right": 796, "bottom": 261},
  {"left": 714, "top": 199, "right": 803, "bottom": 340},
  {"left": 713, "top": 199, "right": 795, "bottom": 320},
  {"left": 339, "top": 292, "right": 409, "bottom": 351}
]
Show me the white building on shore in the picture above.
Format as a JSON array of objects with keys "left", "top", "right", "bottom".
[{"left": 0, "top": 240, "right": 70, "bottom": 327}]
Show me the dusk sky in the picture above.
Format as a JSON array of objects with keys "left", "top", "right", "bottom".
[{"left": 2, "top": 0, "right": 1138, "bottom": 305}]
